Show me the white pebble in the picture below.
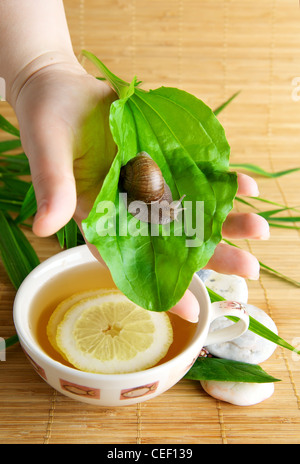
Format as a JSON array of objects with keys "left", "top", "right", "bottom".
[
  {"left": 206, "top": 304, "right": 278, "bottom": 364},
  {"left": 200, "top": 380, "right": 274, "bottom": 406},
  {"left": 202, "top": 270, "right": 248, "bottom": 303}
]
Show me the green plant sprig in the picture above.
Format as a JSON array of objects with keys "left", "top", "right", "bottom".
[{"left": 0, "top": 89, "right": 299, "bottom": 383}]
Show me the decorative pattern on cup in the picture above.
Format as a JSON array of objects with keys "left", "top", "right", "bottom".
[
  {"left": 59, "top": 379, "right": 100, "bottom": 399},
  {"left": 120, "top": 381, "right": 159, "bottom": 400},
  {"left": 23, "top": 349, "right": 47, "bottom": 380},
  {"left": 219, "top": 301, "right": 247, "bottom": 313}
]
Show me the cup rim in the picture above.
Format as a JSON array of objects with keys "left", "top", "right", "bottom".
[{"left": 13, "top": 245, "right": 211, "bottom": 380}]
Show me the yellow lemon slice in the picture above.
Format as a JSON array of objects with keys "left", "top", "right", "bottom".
[
  {"left": 47, "top": 289, "right": 121, "bottom": 358},
  {"left": 55, "top": 293, "right": 173, "bottom": 374}
]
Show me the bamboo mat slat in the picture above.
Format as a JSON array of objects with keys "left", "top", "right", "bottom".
[{"left": 1, "top": 0, "right": 300, "bottom": 444}]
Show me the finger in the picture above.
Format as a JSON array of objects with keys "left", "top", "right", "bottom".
[
  {"left": 23, "top": 122, "right": 77, "bottom": 237},
  {"left": 237, "top": 172, "right": 259, "bottom": 197},
  {"left": 204, "top": 242, "right": 260, "bottom": 280},
  {"left": 168, "top": 289, "right": 200, "bottom": 323},
  {"left": 222, "top": 212, "right": 270, "bottom": 240}
]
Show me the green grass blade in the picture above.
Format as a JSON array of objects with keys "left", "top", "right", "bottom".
[
  {"left": 4, "top": 334, "right": 19, "bottom": 348},
  {"left": 259, "top": 260, "right": 300, "bottom": 287},
  {"left": 267, "top": 222, "right": 300, "bottom": 230},
  {"left": 235, "top": 196, "right": 260, "bottom": 210},
  {"left": 0, "top": 212, "right": 39, "bottom": 289},
  {"left": 15, "top": 183, "right": 37, "bottom": 224},
  {"left": 0, "top": 139, "right": 22, "bottom": 153},
  {"left": 258, "top": 207, "right": 300, "bottom": 219},
  {"left": 230, "top": 163, "right": 300, "bottom": 178},
  {"left": 0, "top": 198, "right": 23, "bottom": 212},
  {"left": 249, "top": 196, "right": 300, "bottom": 211},
  {"left": 207, "top": 287, "right": 300, "bottom": 355},
  {"left": 64, "top": 219, "right": 78, "bottom": 249},
  {"left": 0, "top": 115, "right": 20, "bottom": 137},
  {"left": 0, "top": 153, "right": 30, "bottom": 175},
  {"left": 223, "top": 239, "right": 300, "bottom": 287},
  {"left": 262, "top": 216, "right": 300, "bottom": 223},
  {"left": 8, "top": 219, "right": 40, "bottom": 269},
  {"left": 213, "top": 91, "right": 240, "bottom": 116},
  {"left": 56, "top": 227, "right": 65, "bottom": 248}
]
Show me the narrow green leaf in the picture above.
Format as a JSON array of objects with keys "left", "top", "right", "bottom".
[
  {"left": 268, "top": 222, "right": 300, "bottom": 230},
  {"left": 258, "top": 207, "right": 300, "bottom": 219},
  {"left": 213, "top": 91, "right": 240, "bottom": 116},
  {"left": 5, "top": 334, "right": 19, "bottom": 348},
  {"left": 262, "top": 215, "right": 300, "bottom": 223},
  {"left": 0, "top": 139, "right": 22, "bottom": 153},
  {"left": 235, "top": 196, "right": 260, "bottom": 211},
  {"left": 1, "top": 176, "right": 31, "bottom": 197},
  {"left": 56, "top": 227, "right": 65, "bottom": 248},
  {"left": 223, "top": 238, "right": 300, "bottom": 288},
  {"left": 259, "top": 260, "right": 300, "bottom": 287},
  {"left": 250, "top": 196, "right": 300, "bottom": 211},
  {"left": 8, "top": 220, "right": 40, "bottom": 269},
  {"left": 0, "top": 212, "right": 39, "bottom": 289},
  {"left": 207, "top": 286, "right": 300, "bottom": 355},
  {"left": 230, "top": 163, "right": 300, "bottom": 178},
  {"left": 15, "top": 183, "right": 37, "bottom": 224},
  {"left": 185, "top": 357, "right": 281, "bottom": 383},
  {"left": 64, "top": 219, "right": 78, "bottom": 249},
  {"left": 0, "top": 152, "right": 30, "bottom": 175},
  {"left": 0, "top": 115, "right": 20, "bottom": 137},
  {"left": 0, "top": 199, "right": 22, "bottom": 212}
]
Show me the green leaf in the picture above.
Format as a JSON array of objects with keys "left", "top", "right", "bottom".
[
  {"left": 230, "top": 163, "right": 300, "bottom": 178},
  {"left": 207, "top": 286, "right": 300, "bottom": 355},
  {"left": 0, "top": 211, "right": 39, "bottom": 289},
  {"left": 268, "top": 222, "right": 300, "bottom": 230},
  {"left": 15, "top": 183, "right": 37, "bottom": 224},
  {"left": 258, "top": 207, "right": 300, "bottom": 219},
  {"left": 64, "top": 219, "right": 79, "bottom": 249},
  {"left": 4, "top": 334, "right": 19, "bottom": 348},
  {"left": 185, "top": 357, "right": 281, "bottom": 383},
  {"left": 259, "top": 260, "right": 300, "bottom": 288},
  {"left": 213, "top": 91, "right": 240, "bottom": 116},
  {"left": 223, "top": 238, "right": 300, "bottom": 288},
  {"left": 262, "top": 215, "right": 300, "bottom": 223},
  {"left": 0, "top": 152, "right": 30, "bottom": 176},
  {"left": 82, "top": 55, "right": 237, "bottom": 311},
  {"left": 0, "top": 139, "right": 22, "bottom": 153},
  {"left": 0, "top": 115, "right": 20, "bottom": 137},
  {"left": 56, "top": 227, "right": 65, "bottom": 248}
]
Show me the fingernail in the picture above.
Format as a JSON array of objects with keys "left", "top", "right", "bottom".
[
  {"left": 255, "top": 231, "right": 270, "bottom": 240},
  {"left": 186, "top": 314, "right": 199, "bottom": 323},
  {"left": 248, "top": 269, "right": 260, "bottom": 280},
  {"left": 34, "top": 200, "right": 48, "bottom": 223}
]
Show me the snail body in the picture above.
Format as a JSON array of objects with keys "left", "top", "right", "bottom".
[{"left": 120, "top": 152, "right": 185, "bottom": 225}]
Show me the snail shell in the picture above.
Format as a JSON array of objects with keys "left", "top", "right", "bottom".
[
  {"left": 120, "top": 152, "right": 164, "bottom": 204},
  {"left": 120, "top": 152, "right": 185, "bottom": 225}
]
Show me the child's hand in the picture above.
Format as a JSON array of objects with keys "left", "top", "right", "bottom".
[
  {"left": 14, "top": 61, "right": 117, "bottom": 238},
  {"left": 14, "top": 63, "right": 269, "bottom": 322}
]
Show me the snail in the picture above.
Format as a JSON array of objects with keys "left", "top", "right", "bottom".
[{"left": 120, "top": 152, "right": 185, "bottom": 225}]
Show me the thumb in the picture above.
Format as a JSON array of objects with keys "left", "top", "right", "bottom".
[{"left": 23, "top": 122, "right": 77, "bottom": 237}]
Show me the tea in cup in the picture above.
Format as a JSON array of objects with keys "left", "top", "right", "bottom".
[{"left": 13, "top": 245, "right": 249, "bottom": 406}]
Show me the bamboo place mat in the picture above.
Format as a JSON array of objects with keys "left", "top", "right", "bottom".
[{"left": 0, "top": 0, "right": 300, "bottom": 444}]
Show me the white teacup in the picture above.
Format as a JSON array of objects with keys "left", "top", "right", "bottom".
[{"left": 13, "top": 245, "right": 249, "bottom": 406}]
